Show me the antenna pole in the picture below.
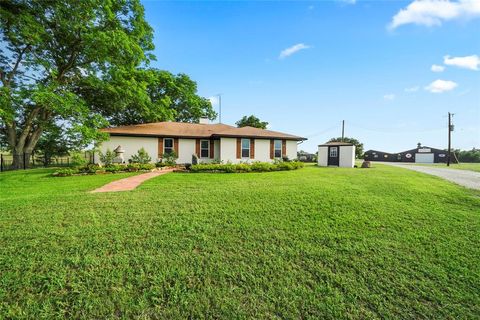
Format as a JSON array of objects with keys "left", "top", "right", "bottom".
[
  {"left": 341, "top": 120, "right": 345, "bottom": 142},
  {"left": 447, "top": 112, "right": 453, "bottom": 166}
]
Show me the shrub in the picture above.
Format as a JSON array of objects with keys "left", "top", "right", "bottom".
[
  {"left": 78, "top": 164, "right": 102, "bottom": 174},
  {"left": 70, "top": 152, "right": 87, "bottom": 166},
  {"left": 99, "top": 149, "right": 115, "bottom": 166},
  {"left": 160, "top": 151, "right": 178, "bottom": 166},
  {"left": 127, "top": 163, "right": 141, "bottom": 172},
  {"left": 139, "top": 163, "right": 155, "bottom": 171},
  {"left": 52, "top": 168, "right": 79, "bottom": 177},
  {"left": 189, "top": 161, "right": 303, "bottom": 173},
  {"left": 130, "top": 148, "right": 152, "bottom": 164},
  {"left": 105, "top": 164, "right": 125, "bottom": 173}
]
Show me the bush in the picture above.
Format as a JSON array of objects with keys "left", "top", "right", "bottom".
[
  {"left": 78, "top": 164, "right": 102, "bottom": 174},
  {"left": 139, "top": 163, "right": 155, "bottom": 171},
  {"left": 130, "top": 148, "right": 152, "bottom": 164},
  {"left": 99, "top": 149, "right": 116, "bottom": 166},
  {"left": 52, "top": 168, "right": 79, "bottom": 177},
  {"left": 105, "top": 164, "right": 124, "bottom": 173},
  {"left": 189, "top": 161, "right": 304, "bottom": 173},
  {"left": 70, "top": 152, "right": 88, "bottom": 166},
  {"left": 159, "top": 151, "right": 178, "bottom": 166}
]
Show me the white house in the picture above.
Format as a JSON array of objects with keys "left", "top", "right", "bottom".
[
  {"left": 318, "top": 142, "right": 355, "bottom": 168},
  {"left": 97, "top": 120, "right": 306, "bottom": 164}
]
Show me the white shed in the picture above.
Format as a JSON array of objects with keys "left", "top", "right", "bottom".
[{"left": 318, "top": 142, "right": 356, "bottom": 168}]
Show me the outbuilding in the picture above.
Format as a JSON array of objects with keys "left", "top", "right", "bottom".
[
  {"left": 363, "top": 144, "right": 447, "bottom": 164},
  {"left": 318, "top": 142, "right": 356, "bottom": 167}
]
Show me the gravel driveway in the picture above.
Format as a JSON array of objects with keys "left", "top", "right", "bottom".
[{"left": 381, "top": 162, "right": 480, "bottom": 190}]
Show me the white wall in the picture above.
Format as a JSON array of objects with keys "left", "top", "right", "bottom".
[
  {"left": 317, "top": 146, "right": 328, "bottom": 166},
  {"left": 255, "top": 139, "right": 271, "bottom": 162},
  {"left": 98, "top": 136, "right": 158, "bottom": 164},
  {"left": 339, "top": 145, "right": 355, "bottom": 168},
  {"left": 177, "top": 138, "right": 195, "bottom": 164},
  {"left": 220, "top": 137, "right": 239, "bottom": 163},
  {"left": 286, "top": 140, "right": 298, "bottom": 160}
]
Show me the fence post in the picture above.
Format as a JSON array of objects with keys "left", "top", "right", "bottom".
[
  {"left": 1, "top": 154, "right": 3, "bottom": 172},
  {"left": 32, "top": 151, "right": 35, "bottom": 167},
  {"left": 45, "top": 153, "right": 48, "bottom": 167},
  {"left": 23, "top": 152, "right": 26, "bottom": 170}
]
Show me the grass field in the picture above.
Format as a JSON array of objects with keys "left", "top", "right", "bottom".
[
  {"left": 1, "top": 165, "right": 479, "bottom": 319},
  {"left": 415, "top": 162, "right": 480, "bottom": 173}
]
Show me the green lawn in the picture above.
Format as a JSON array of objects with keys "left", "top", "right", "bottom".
[
  {"left": 1, "top": 165, "right": 479, "bottom": 319},
  {"left": 415, "top": 162, "right": 480, "bottom": 173}
]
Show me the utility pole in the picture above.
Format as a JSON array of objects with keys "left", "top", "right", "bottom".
[
  {"left": 341, "top": 120, "right": 345, "bottom": 142},
  {"left": 217, "top": 94, "right": 222, "bottom": 123},
  {"left": 447, "top": 112, "right": 454, "bottom": 166}
]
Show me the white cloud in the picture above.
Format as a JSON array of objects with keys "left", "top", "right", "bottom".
[
  {"left": 383, "top": 94, "right": 396, "bottom": 101},
  {"left": 279, "top": 43, "right": 311, "bottom": 59},
  {"left": 338, "top": 0, "right": 356, "bottom": 4},
  {"left": 389, "top": 0, "right": 480, "bottom": 30},
  {"left": 425, "top": 79, "right": 458, "bottom": 93},
  {"left": 431, "top": 64, "right": 445, "bottom": 72},
  {"left": 444, "top": 54, "right": 480, "bottom": 70},
  {"left": 405, "top": 86, "right": 420, "bottom": 92}
]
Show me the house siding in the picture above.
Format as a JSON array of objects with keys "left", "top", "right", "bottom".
[
  {"left": 99, "top": 135, "right": 299, "bottom": 164},
  {"left": 97, "top": 136, "right": 158, "bottom": 164}
]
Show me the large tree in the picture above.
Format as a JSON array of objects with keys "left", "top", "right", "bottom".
[
  {"left": 103, "top": 69, "right": 216, "bottom": 126},
  {"left": 0, "top": 0, "right": 155, "bottom": 168},
  {"left": 236, "top": 115, "right": 268, "bottom": 129},
  {"left": 328, "top": 137, "right": 364, "bottom": 158}
]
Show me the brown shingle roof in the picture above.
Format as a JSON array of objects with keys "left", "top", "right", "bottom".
[
  {"left": 101, "top": 122, "right": 306, "bottom": 141},
  {"left": 318, "top": 141, "right": 354, "bottom": 146}
]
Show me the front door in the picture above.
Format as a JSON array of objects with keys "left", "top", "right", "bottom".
[{"left": 328, "top": 146, "right": 339, "bottom": 166}]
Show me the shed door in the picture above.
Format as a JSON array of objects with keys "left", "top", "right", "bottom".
[
  {"left": 415, "top": 153, "right": 434, "bottom": 163},
  {"left": 328, "top": 146, "right": 339, "bottom": 166}
]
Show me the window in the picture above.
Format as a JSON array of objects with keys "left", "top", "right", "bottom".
[
  {"left": 200, "top": 140, "right": 209, "bottom": 158},
  {"left": 241, "top": 139, "right": 250, "bottom": 158},
  {"left": 329, "top": 147, "right": 338, "bottom": 157},
  {"left": 164, "top": 138, "right": 174, "bottom": 155},
  {"left": 274, "top": 140, "right": 282, "bottom": 158}
]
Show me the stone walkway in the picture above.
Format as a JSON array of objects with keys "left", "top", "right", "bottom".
[
  {"left": 382, "top": 162, "right": 480, "bottom": 190},
  {"left": 91, "top": 168, "right": 174, "bottom": 193}
]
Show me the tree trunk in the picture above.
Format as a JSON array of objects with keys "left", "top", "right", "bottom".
[{"left": 9, "top": 125, "right": 44, "bottom": 170}]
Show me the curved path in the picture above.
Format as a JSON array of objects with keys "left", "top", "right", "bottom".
[
  {"left": 91, "top": 168, "right": 174, "bottom": 193},
  {"left": 382, "top": 162, "right": 480, "bottom": 190}
]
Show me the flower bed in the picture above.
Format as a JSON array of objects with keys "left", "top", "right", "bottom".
[
  {"left": 52, "top": 163, "right": 171, "bottom": 177},
  {"left": 189, "top": 161, "right": 304, "bottom": 173}
]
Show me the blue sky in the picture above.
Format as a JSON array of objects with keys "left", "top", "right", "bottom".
[{"left": 142, "top": 0, "right": 480, "bottom": 153}]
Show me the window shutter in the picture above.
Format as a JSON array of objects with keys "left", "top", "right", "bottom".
[
  {"left": 236, "top": 138, "right": 241, "bottom": 159},
  {"left": 158, "top": 138, "right": 163, "bottom": 158},
  {"left": 270, "top": 139, "right": 274, "bottom": 159},
  {"left": 195, "top": 139, "right": 200, "bottom": 156},
  {"left": 210, "top": 140, "right": 214, "bottom": 158},
  {"left": 282, "top": 140, "right": 287, "bottom": 157},
  {"left": 174, "top": 138, "right": 179, "bottom": 155},
  {"left": 250, "top": 139, "right": 255, "bottom": 159}
]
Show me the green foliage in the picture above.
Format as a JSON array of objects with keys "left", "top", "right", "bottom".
[
  {"left": 51, "top": 168, "right": 79, "bottom": 177},
  {"left": 0, "top": 0, "right": 153, "bottom": 160},
  {"left": 453, "top": 148, "right": 480, "bottom": 163},
  {"left": 99, "top": 149, "right": 116, "bottom": 166},
  {"left": 190, "top": 161, "right": 304, "bottom": 173},
  {"left": 235, "top": 115, "right": 269, "bottom": 129},
  {"left": 107, "top": 69, "right": 217, "bottom": 126},
  {"left": 1, "top": 165, "right": 479, "bottom": 318},
  {"left": 328, "top": 137, "right": 364, "bottom": 158},
  {"left": 159, "top": 150, "right": 178, "bottom": 166},
  {"left": 70, "top": 152, "right": 88, "bottom": 167},
  {"left": 130, "top": 148, "right": 152, "bottom": 164}
]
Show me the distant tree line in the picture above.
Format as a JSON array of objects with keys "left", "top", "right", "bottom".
[{"left": 453, "top": 148, "right": 480, "bottom": 163}]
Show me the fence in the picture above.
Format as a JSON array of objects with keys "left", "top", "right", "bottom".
[{"left": 0, "top": 151, "right": 95, "bottom": 172}]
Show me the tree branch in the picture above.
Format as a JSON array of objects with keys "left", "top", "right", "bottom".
[{"left": 6, "top": 45, "right": 30, "bottom": 84}]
